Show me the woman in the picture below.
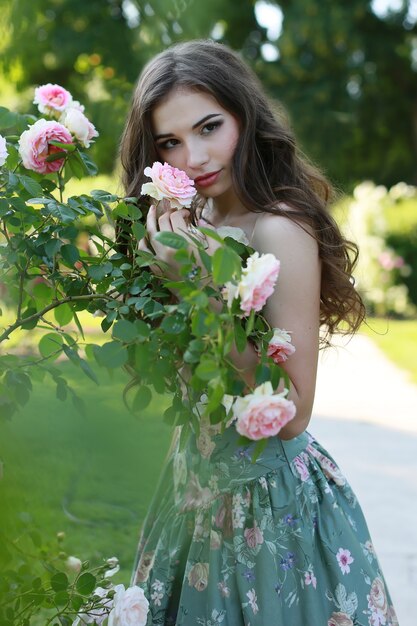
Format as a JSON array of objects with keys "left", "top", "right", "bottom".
[{"left": 119, "top": 39, "right": 399, "bottom": 626}]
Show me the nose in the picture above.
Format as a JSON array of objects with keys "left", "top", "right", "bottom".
[{"left": 185, "top": 139, "right": 209, "bottom": 170}]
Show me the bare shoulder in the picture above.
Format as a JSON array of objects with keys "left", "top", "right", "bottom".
[{"left": 253, "top": 209, "right": 319, "bottom": 260}]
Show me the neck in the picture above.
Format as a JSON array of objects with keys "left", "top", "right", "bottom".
[{"left": 207, "top": 188, "right": 248, "bottom": 224}]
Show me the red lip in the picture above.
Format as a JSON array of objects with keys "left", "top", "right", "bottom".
[{"left": 194, "top": 170, "right": 221, "bottom": 183}]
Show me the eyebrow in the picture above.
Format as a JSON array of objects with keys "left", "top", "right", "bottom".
[{"left": 153, "top": 113, "right": 223, "bottom": 141}]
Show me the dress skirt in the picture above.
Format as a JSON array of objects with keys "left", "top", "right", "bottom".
[{"left": 130, "top": 419, "right": 399, "bottom": 626}]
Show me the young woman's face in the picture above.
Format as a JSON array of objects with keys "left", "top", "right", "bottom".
[{"left": 151, "top": 87, "right": 240, "bottom": 198}]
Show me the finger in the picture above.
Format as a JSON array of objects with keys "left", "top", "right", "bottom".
[
  {"left": 158, "top": 208, "right": 176, "bottom": 230},
  {"left": 146, "top": 204, "right": 158, "bottom": 238}
]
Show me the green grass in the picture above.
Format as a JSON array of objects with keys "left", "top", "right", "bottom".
[
  {"left": 0, "top": 362, "right": 172, "bottom": 585},
  {"left": 360, "top": 317, "right": 417, "bottom": 385}
]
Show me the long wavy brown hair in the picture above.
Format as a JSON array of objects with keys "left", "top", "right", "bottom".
[{"left": 119, "top": 39, "right": 367, "bottom": 350}]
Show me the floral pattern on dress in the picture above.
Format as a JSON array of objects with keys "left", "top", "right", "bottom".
[{"left": 129, "top": 423, "right": 399, "bottom": 626}]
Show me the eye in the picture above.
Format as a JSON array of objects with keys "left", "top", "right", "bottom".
[
  {"left": 201, "top": 120, "right": 222, "bottom": 135},
  {"left": 157, "top": 138, "right": 179, "bottom": 150}
]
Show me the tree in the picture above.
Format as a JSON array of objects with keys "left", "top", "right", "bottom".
[{"left": 257, "top": 0, "right": 417, "bottom": 188}]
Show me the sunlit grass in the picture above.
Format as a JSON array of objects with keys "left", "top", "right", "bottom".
[{"left": 0, "top": 361, "right": 172, "bottom": 583}]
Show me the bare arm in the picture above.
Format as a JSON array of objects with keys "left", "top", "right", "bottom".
[{"left": 212, "top": 213, "right": 322, "bottom": 440}]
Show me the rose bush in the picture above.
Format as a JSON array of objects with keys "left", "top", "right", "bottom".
[{"left": 0, "top": 83, "right": 298, "bottom": 625}]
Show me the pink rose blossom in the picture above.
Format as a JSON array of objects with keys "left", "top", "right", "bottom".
[
  {"left": 233, "top": 381, "right": 296, "bottom": 440},
  {"left": 33, "top": 83, "right": 73, "bottom": 115},
  {"left": 0, "top": 134, "right": 8, "bottom": 167},
  {"left": 223, "top": 252, "right": 280, "bottom": 315},
  {"left": 141, "top": 161, "right": 196, "bottom": 209},
  {"left": 266, "top": 328, "right": 296, "bottom": 363},
  {"left": 336, "top": 547, "right": 354, "bottom": 575},
  {"left": 60, "top": 107, "right": 98, "bottom": 148},
  {"left": 108, "top": 584, "right": 149, "bottom": 626},
  {"left": 244, "top": 524, "right": 264, "bottom": 548},
  {"left": 18, "top": 119, "right": 73, "bottom": 173}
]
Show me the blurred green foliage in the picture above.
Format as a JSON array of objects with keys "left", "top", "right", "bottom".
[
  {"left": 1, "top": 0, "right": 417, "bottom": 187},
  {"left": 385, "top": 198, "right": 417, "bottom": 306}
]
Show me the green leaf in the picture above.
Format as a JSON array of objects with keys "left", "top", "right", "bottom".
[
  {"left": 56, "top": 378, "right": 68, "bottom": 401},
  {"left": 38, "top": 333, "right": 64, "bottom": 359},
  {"left": 90, "top": 189, "right": 118, "bottom": 203},
  {"left": 0, "top": 107, "right": 19, "bottom": 129},
  {"left": 212, "top": 246, "right": 241, "bottom": 284},
  {"left": 49, "top": 139, "right": 76, "bottom": 151},
  {"left": 54, "top": 590, "right": 70, "bottom": 606},
  {"left": 135, "top": 320, "right": 150, "bottom": 339},
  {"left": 19, "top": 175, "right": 44, "bottom": 197},
  {"left": 112, "top": 319, "right": 137, "bottom": 343},
  {"left": 88, "top": 262, "right": 113, "bottom": 281},
  {"left": 45, "top": 150, "right": 66, "bottom": 162},
  {"left": 61, "top": 244, "right": 80, "bottom": 265},
  {"left": 160, "top": 314, "right": 186, "bottom": 334},
  {"left": 76, "top": 572, "right": 96, "bottom": 596},
  {"left": 255, "top": 363, "right": 270, "bottom": 385},
  {"left": 45, "top": 238, "right": 62, "bottom": 258},
  {"left": 195, "top": 359, "right": 219, "bottom": 381},
  {"left": 250, "top": 439, "right": 267, "bottom": 463},
  {"left": 234, "top": 320, "right": 247, "bottom": 353},
  {"left": 197, "top": 226, "right": 225, "bottom": 243},
  {"left": 67, "top": 152, "right": 86, "bottom": 179},
  {"left": 245, "top": 309, "right": 255, "bottom": 335},
  {"left": 132, "top": 386, "right": 152, "bottom": 412},
  {"left": 44, "top": 201, "right": 77, "bottom": 223},
  {"left": 54, "top": 303, "right": 73, "bottom": 326},
  {"left": 154, "top": 231, "right": 188, "bottom": 249},
  {"left": 112, "top": 201, "right": 129, "bottom": 218},
  {"left": 94, "top": 342, "right": 128, "bottom": 368},
  {"left": 78, "top": 151, "right": 98, "bottom": 175},
  {"left": 20, "top": 307, "right": 38, "bottom": 330},
  {"left": 132, "top": 222, "right": 145, "bottom": 239},
  {"left": 50, "top": 572, "right": 69, "bottom": 592}
]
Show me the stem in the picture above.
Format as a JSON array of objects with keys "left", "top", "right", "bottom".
[
  {"left": 0, "top": 293, "right": 114, "bottom": 344},
  {"left": 16, "top": 260, "right": 30, "bottom": 320}
]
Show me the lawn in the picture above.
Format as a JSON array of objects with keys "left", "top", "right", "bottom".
[{"left": 0, "top": 361, "right": 172, "bottom": 587}]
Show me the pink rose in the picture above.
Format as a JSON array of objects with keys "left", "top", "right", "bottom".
[
  {"left": 141, "top": 161, "right": 196, "bottom": 209},
  {"left": 244, "top": 524, "right": 264, "bottom": 548},
  {"left": 233, "top": 381, "right": 296, "bottom": 440},
  {"left": 108, "top": 584, "right": 149, "bottom": 626},
  {"left": 266, "top": 328, "right": 296, "bottom": 363},
  {"left": 33, "top": 83, "right": 73, "bottom": 116},
  {"left": 0, "top": 134, "right": 8, "bottom": 167},
  {"left": 18, "top": 119, "right": 73, "bottom": 173},
  {"left": 223, "top": 252, "right": 280, "bottom": 315},
  {"left": 60, "top": 107, "right": 99, "bottom": 148}
]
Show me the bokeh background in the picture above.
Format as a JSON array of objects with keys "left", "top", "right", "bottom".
[{"left": 1, "top": 0, "right": 416, "bottom": 621}]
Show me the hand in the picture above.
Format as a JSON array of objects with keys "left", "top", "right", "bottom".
[{"left": 138, "top": 200, "right": 221, "bottom": 284}]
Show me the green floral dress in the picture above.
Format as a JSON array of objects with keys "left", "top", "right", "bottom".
[{"left": 130, "top": 416, "right": 399, "bottom": 626}]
